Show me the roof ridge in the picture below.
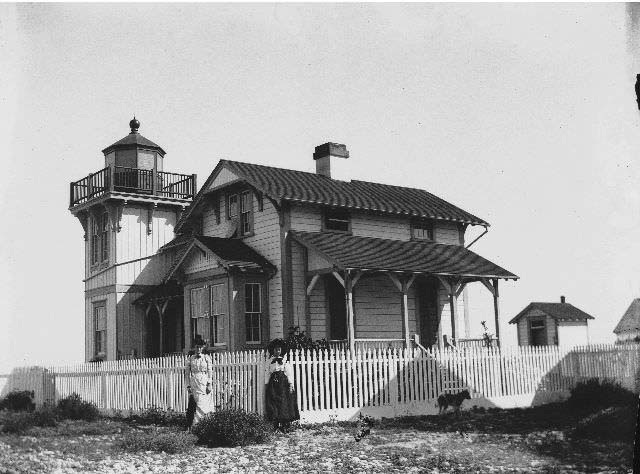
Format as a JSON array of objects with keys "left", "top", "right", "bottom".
[{"left": 223, "top": 159, "right": 349, "bottom": 183}]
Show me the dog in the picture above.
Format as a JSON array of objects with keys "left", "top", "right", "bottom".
[
  {"left": 354, "top": 413, "right": 374, "bottom": 442},
  {"left": 437, "top": 389, "right": 471, "bottom": 416}
]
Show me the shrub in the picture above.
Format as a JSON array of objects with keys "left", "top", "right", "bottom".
[
  {"left": 118, "top": 429, "right": 196, "bottom": 454},
  {"left": 567, "top": 378, "right": 637, "bottom": 410},
  {"left": 284, "top": 326, "right": 330, "bottom": 352},
  {"left": 30, "top": 406, "right": 58, "bottom": 428},
  {"left": 0, "top": 390, "right": 35, "bottom": 412},
  {"left": 134, "top": 406, "right": 186, "bottom": 427},
  {"left": 191, "top": 408, "right": 271, "bottom": 447},
  {"left": 572, "top": 406, "right": 637, "bottom": 441},
  {"left": 56, "top": 393, "right": 100, "bottom": 421},
  {"left": 0, "top": 411, "right": 34, "bottom": 433}
]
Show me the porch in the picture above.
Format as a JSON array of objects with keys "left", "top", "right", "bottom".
[{"left": 291, "top": 231, "right": 518, "bottom": 352}]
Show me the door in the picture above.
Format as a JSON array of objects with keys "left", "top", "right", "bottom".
[
  {"left": 418, "top": 276, "right": 440, "bottom": 347},
  {"left": 326, "top": 275, "right": 347, "bottom": 341},
  {"left": 529, "top": 318, "right": 548, "bottom": 346}
]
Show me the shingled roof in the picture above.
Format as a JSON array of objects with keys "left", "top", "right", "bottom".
[
  {"left": 102, "top": 132, "right": 166, "bottom": 155},
  {"left": 509, "top": 302, "right": 595, "bottom": 324},
  {"left": 290, "top": 231, "right": 517, "bottom": 279},
  {"left": 161, "top": 235, "right": 275, "bottom": 282},
  {"left": 177, "top": 160, "right": 489, "bottom": 232},
  {"left": 613, "top": 299, "right": 640, "bottom": 334}
]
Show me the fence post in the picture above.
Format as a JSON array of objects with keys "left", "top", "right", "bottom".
[{"left": 101, "top": 372, "right": 108, "bottom": 411}]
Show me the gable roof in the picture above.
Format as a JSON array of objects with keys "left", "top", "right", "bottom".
[
  {"left": 509, "top": 302, "right": 595, "bottom": 324},
  {"left": 290, "top": 231, "right": 517, "bottom": 280},
  {"left": 613, "top": 299, "right": 640, "bottom": 334},
  {"left": 161, "top": 235, "right": 275, "bottom": 282},
  {"left": 177, "top": 159, "right": 488, "bottom": 232}
]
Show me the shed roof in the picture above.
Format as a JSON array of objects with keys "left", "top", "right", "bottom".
[
  {"left": 290, "top": 231, "right": 517, "bottom": 279},
  {"left": 509, "top": 302, "right": 595, "bottom": 324},
  {"left": 613, "top": 299, "right": 640, "bottom": 334}
]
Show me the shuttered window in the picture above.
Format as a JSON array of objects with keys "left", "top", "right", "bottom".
[
  {"left": 240, "top": 191, "right": 252, "bottom": 236},
  {"left": 411, "top": 220, "right": 434, "bottom": 241}
]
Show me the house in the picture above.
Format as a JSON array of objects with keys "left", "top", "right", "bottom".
[
  {"left": 508, "top": 296, "right": 594, "bottom": 347},
  {"left": 69, "top": 120, "right": 518, "bottom": 361},
  {"left": 613, "top": 299, "right": 640, "bottom": 343}
]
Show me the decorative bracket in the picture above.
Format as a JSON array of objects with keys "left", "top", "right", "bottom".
[
  {"left": 105, "top": 200, "right": 126, "bottom": 233},
  {"left": 76, "top": 210, "right": 89, "bottom": 241},
  {"left": 147, "top": 203, "right": 157, "bottom": 235}
]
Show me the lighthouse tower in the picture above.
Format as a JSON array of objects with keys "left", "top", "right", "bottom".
[{"left": 69, "top": 119, "right": 196, "bottom": 361}]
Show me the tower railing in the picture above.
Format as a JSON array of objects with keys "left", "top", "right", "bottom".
[{"left": 69, "top": 165, "right": 196, "bottom": 206}]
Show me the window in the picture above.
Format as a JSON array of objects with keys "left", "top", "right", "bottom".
[
  {"left": 412, "top": 220, "right": 434, "bottom": 241},
  {"left": 228, "top": 193, "right": 239, "bottom": 219},
  {"left": 240, "top": 191, "right": 252, "bottom": 235},
  {"left": 190, "top": 287, "right": 210, "bottom": 344},
  {"left": 529, "top": 318, "right": 547, "bottom": 346},
  {"left": 324, "top": 208, "right": 350, "bottom": 232},
  {"left": 91, "top": 213, "right": 109, "bottom": 265},
  {"left": 93, "top": 303, "right": 107, "bottom": 357},
  {"left": 100, "top": 212, "right": 109, "bottom": 262},
  {"left": 210, "top": 284, "right": 226, "bottom": 346},
  {"left": 245, "top": 283, "right": 262, "bottom": 343}
]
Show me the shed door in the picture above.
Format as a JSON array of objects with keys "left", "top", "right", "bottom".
[{"left": 529, "top": 319, "right": 547, "bottom": 346}]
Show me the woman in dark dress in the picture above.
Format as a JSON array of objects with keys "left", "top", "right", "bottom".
[{"left": 265, "top": 339, "right": 299, "bottom": 431}]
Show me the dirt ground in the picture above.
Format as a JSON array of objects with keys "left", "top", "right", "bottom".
[{"left": 0, "top": 405, "right": 634, "bottom": 473}]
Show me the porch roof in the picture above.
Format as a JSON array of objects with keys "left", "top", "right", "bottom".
[
  {"left": 162, "top": 234, "right": 276, "bottom": 282},
  {"left": 290, "top": 231, "right": 518, "bottom": 280},
  {"left": 134, "top": 281, "right": 183, "bottom": 305}
]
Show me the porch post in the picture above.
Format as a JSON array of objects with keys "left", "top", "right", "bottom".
[
  {"left": 449, "top": 291, "right": 458, "bottom": 345},
  {"left": 492, "top": 278, "right": 501, "bottom": 348},
  {"left": 345, "top": 272, "right": 355, "bottom": 353},
  {"left": 402, "top": 288, "right": 410, "bottom": 348}
]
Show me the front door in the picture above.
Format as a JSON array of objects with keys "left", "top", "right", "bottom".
[
  {"left": 418, "top": 276, "right": 440, "bottom": 347},
  {"left": 326, "top": 275, "right": 347, "bottom": 341}
]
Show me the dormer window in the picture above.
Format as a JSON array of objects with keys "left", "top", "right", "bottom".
[
  {"left": 228, "top": 194, "right": 239, "bottom": 218},
  {"left": 324, "top": 208, "right": 350, "bottom": 233},
  {"left": 411, "top": 219, "right": 434, "bottom": 241}
]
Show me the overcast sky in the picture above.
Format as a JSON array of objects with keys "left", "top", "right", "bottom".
[{"left": 1, "top": 3, "right": 639, "bottom": 371}]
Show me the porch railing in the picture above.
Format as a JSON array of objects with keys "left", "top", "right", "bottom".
[
  {"left": 69, "top": 165, "right": 196, "bottom": 206},
  {"left": 328, "top": 339, "right": 407, "bottom": 351}
]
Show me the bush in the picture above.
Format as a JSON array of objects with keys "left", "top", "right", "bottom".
[
  {"left": 0, "top": 411, "right": 34, "bottom": 433},
  {"left": 0, "top": 390, "right": 35, "bottom": 412},
  {"left": 29, "top": 406, "right": 58, "bottom": 428},
  {"left": 118, "top": 429, "right": 196, "bottom": 454},
  {"left": 572, "top": 406, "right": 637, "bottom": 441},
  {"left": 567, "top": 378, "right": 637, "bottom": 410},
  {"left": 191, "top": 408, "right": 271, "bottom": 447},
  {"left": 56, "top": 393, "right": 100, "bottom": 421},
  {"left": 133, "top": 406, "right": 186, "bottom": 427}
]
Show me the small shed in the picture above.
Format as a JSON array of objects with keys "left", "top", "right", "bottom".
[
  {"left": 613, "top": 299, "right": 640, "bottom": 343},
  {"left": 509, "top": 296, "right": 594, "bottom": 346}
]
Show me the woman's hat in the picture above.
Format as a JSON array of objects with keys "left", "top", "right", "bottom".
[
  {"left": 192, "top": 334, "right": 206, "bottom": 347},
  {"left": 267, "top": 338, "right": 289, "bottom": 358}
]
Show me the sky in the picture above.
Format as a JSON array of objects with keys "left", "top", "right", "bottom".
[{"left": 1, "top": 3, "right": 639, "bottom": 371}]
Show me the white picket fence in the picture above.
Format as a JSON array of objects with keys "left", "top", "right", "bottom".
[{"left": 1, "top": 343, "right": 638, "bottom": 422}]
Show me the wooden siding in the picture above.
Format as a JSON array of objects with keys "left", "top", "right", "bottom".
[
  {"left": 290, "top": 204, "right": 322, "bottom": 232},
  {"left": 308, "top": 276, "right": 327, "bottom": 340},
  {"left": 556, "top": 321, "right": 589, "bottom": 346},
  {"left": 351, "top": 214, "right": 410, "bottom": 240},
  {"left": 352, "top": 274, "right": 417, "bottom": 339},
  {"left": 182, "top": 248, "right": 221, "bottom": 274},
  {"left": 436, "top": 286, "right": 466, "bottom": 345},
  {"left": 116, "top": 292, "right": 145, "bottom": 359},
  {"left": 85, "top": 267, "right": 116, "bottom": 291},
  {"left": 201, "top": 193, "right": 283, "bottom": 338},
  {"left": 434, "top": 221, "right": 461, "bottom": 245},
  {"left": 116, "top": 207, "right": 176, "bottom": 264},
  {"left": 205, "top": 167, "right": 240, "bottom": 191}
]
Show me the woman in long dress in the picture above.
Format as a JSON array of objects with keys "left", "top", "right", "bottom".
[
  {"left": 186, "top": 335, "right": 213, "bottom": 428},
  {"left": 265, "top": 339, "right": 299, "bottom": 431}
]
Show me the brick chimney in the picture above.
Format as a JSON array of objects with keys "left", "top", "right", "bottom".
[
  {"left": 313, "top": 142, "right": 349, "bottom": 178},
  {"left": 560, "top": 296, "right": 566, "bottom": 303}
]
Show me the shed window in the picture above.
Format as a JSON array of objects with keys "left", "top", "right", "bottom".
[
  {"left": 324, "top": 208, "right": 350, "bottom": 232},
  {"left": 93, "top": 302, "right": 107, "bottom": 357},
  {"left": 245, "top": 283, "right": 262, "bottom": 343},
  {"left": 529, "top": 318, "right": 547, "bottom": 346}
]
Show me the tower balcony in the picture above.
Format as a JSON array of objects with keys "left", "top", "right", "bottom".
[{"left": 69, "top": 165, "right": 196, "bottom": 208}]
